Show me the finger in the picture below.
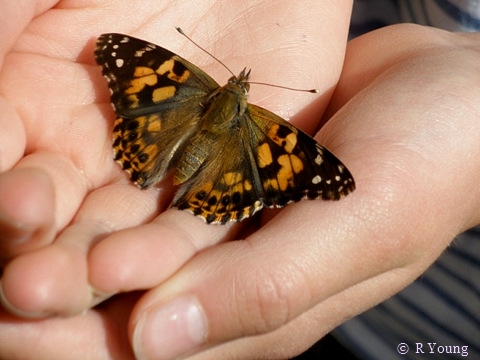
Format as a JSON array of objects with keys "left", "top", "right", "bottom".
[
  {"left": 128, "top": 195, "right": 364, "bottom": 360},
  {"left": 88, "top": 207, "right": 244, "bottom": 295},
  {"left": 0, "top": 183, "right": 160, "bottom": 316},
  {"left": 0, "top": 293, "right": 137, "bottom": 360},
  {"left": 0, "top": 0, "right": 56, "bottom": 63},
  {"left": 172, "top": 260, "right": 417, "bottom": 360},
  {"left": 0, "top": 98, "right": 25, "bottom": 171},
  {"left": 0, "top": 168, "right": 54, "bottom": 261},
  {"left": 0, "top": 127, "right": 114, "bottom": 304},
  {"left": 1, "top": 152, "right": 89, "bottom": 246}
]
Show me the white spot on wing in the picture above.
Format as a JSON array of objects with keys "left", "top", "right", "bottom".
[
  {"left": 312, "top": 175, "right": 322, "bottom": 184},
  {"left": 115, "top": 58, "right": 124, "bottom": 68}
]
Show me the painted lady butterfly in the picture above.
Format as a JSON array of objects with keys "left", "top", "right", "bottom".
[{"left": 94, "top": 31, "right": 355, "bottom": 224}]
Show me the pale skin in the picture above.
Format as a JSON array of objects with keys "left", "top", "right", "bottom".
[{"left": 1, "top": 1, "right": 480, "bottom": 359}]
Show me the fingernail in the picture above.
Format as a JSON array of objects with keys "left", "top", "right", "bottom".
[
  {"left": 0, "top": 280, "right": 51, "bottom": 318},
  {"left": 134, "top": 296, "right": 208, "bottom": 360},
  {"left": 0, "top": 214, "right": 34, "bottom": 245}
]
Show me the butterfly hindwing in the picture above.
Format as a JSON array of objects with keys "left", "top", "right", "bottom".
[
  {"left": 111, "top": 112, "right": 201, "bottom": 188},
  {"left": 246, "top": 104, "right": 355, "bottom": 206},
  {"left": 173, "top": 129, "right": 263, "bottom": 224}
]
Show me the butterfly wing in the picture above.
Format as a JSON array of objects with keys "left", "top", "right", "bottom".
[
  {"left": 172, "top": 128, "right": 263, "bottom": 224},
  {"left": 245, "top": 104, "right": 355, "bottom": 207},
  {"left": 95, "top": 33, "right": 355, "bottom": 223},
  {"left": 94, "top": 33, "right": 220, "bottom": 188}
]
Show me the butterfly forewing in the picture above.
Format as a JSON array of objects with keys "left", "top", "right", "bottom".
[
  {"left": 95, "top": 33, "right": 219, "bottom": 117},
  {"left": 94, "top": 33, "right": 355, "bottom": 223}
]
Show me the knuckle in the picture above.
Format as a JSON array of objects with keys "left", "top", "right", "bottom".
[{"left": 233, "top": 265, "right": 307, "bottom": 335}]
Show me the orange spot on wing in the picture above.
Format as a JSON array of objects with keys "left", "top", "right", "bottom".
[
  {"left": 126, "top": 72, "right": 157, "bottom": 94},
  {"left": 152, "top": 86, "right": 176, "bottom": 102},
  {"left": 258, "top": 143, "right": 273, "bottom": 168}
]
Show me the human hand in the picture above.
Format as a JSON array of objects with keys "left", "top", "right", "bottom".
[
  {"left": 124, "top": 25, "right": 480, "bottom": 360},
  {"left": 3, "top": 1, "right": 480, "bottom": 359},
  {"left": 99, "top": 25, "right": 480, "bottom": 359},
  {"left": 0, "top": 0, "right": 355, "bottom": 359}
]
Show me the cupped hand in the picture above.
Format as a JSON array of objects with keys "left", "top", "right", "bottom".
[
  {"left": 127, "top": 26, "right": 480, "bottom": 360},
  {"left": 2, "top": 1, "right": 480, "bottom": 360},
  {"left": 0, "top": 0, "right": 352, "bottom": 358}
]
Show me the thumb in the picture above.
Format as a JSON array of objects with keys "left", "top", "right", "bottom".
[{"left": 129, "top": 197, "right": 373, "bottom": 360}]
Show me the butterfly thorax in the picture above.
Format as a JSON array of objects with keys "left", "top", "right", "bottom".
[
  {"left": 201, "top": 71, "right": 250, "bottom": 132},
  {"left": 173, "top": 69, "right": 252, "bottom": 185}
]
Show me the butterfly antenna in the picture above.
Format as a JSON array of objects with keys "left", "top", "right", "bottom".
[
  {"left": 249, "top": 81, "right": 319, "bottom": 93},
  {"left": 176, "top": 27, "right": 236, "bottom": 78},
  {"left": 176, "top": 27, "right": 319, "bottom": 93}
]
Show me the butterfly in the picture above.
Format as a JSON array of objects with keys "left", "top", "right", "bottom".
[{"left": 94, "top": 31, "right": 355, "bottom": 224}]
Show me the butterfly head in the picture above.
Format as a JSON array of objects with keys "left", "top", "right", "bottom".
[{"left": 229, "top": 68, "right": 251, "bottom": 95}]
